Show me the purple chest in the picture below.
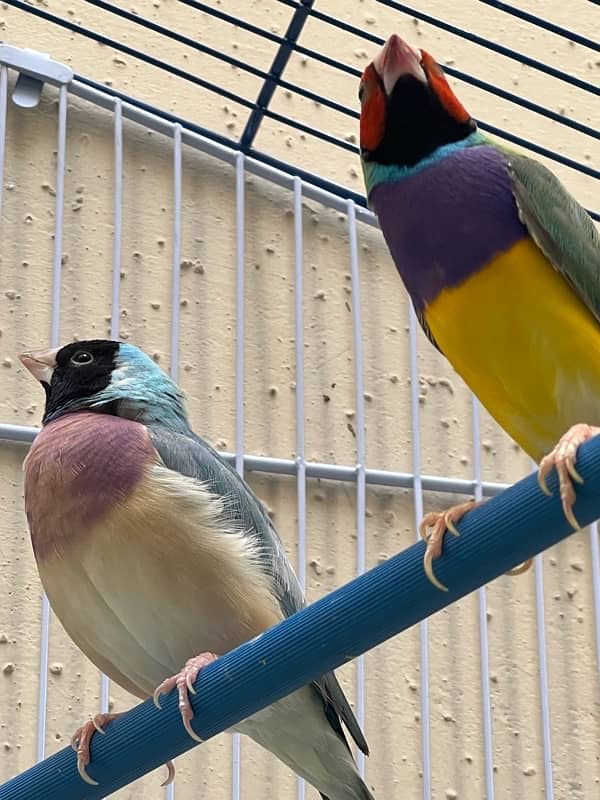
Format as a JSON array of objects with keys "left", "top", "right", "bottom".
[
  {"left": 369, "top": 145, "right": 528, "bottom": 310},
  {"left": 23, "top": 412, "right": 157, "bottom": 560}
]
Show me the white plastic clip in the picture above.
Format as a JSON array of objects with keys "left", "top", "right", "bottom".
[{"left": 0, "top": 45, "right": 73, "bottom": 108}]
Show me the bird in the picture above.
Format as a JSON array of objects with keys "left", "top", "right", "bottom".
[
  {"left": 20, "top": 339, "right": 374, "bottom": 800},
  {"left": 358, "top": 33, "right": 600, "bottom": 591}
]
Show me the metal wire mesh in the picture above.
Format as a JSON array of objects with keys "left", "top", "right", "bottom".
[
  {"left": 0, "top": 3, "right": 599, "bottom": 799},
  {"left": 1, "top": 0, "right": 598, "bottom": 217}
]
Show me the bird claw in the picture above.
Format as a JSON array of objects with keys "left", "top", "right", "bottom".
[
  {"left": 419, "top": 500, "right": 484, "bottom": 592},
  {"left": 92, "top": 716, "right": 108, "bottom": 735},
  {"left": 537, "top": 465, "right": 554, "bottom": 497},
  {"left": 71, "top": 712, "right": 122, "bottom": 786},
  {"left": 153, "top": 652, "right": 219, "bottom": 744},
  {"left": 160, "top": 759, "right": 176, "bottom": 787},
  {"left": 71, "top": 712, "right": 176, "bottom": 788},
  {"left": 505, "top": 558, "right": 533, "bottom": 577},
  {"left": 537, "top": 424, "right": 600, "bottom": 531},
  {"left": 186, "top": 670, "right": 197, "bottom": 696}
]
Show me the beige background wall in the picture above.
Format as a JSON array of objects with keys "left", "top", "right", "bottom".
[{"left": 0, "top": 1, "right": 599, "bottom": 798}]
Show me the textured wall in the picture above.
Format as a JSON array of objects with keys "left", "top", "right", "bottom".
[{"left": 0, "top": 1, "right": 599, "bottom": 799}]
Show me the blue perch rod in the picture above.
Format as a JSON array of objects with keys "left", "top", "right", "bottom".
[{"left": 3, "top": 436, "right": 600, "bottom": 799}]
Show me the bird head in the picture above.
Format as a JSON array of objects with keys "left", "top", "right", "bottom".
[
  {"left": 359, "top": 34, "right": 476, "bottom": 183},
  {"left": 20, "top": 340, "right": 189, "bottom": 430}
]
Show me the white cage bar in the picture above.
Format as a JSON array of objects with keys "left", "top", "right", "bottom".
[{"left": 0, "top": 47, "right": 599, "bottom": 800}]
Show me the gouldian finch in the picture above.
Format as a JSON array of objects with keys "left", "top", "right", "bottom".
[
  {"left": 20, "top": 340, "right": 374, "bottom": 800},
  {"left": 359, "top": 34, "right": 600, "bottom": 591}
]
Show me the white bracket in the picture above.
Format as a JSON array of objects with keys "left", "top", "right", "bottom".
[{"left": 0, "top": 44, "right": 73, "bottom": 108}]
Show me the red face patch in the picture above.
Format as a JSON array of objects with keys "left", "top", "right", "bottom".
[
  {"left": 420, "top": 50, "right": 471, "bottom": 124},
  {"left": 359, "top": 63, "right": 386, "bottom": 152}
]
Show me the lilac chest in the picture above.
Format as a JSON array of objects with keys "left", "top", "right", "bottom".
[
  {"left": 23, "top": 412, "right": 156, "bottom": 560},
  {"left": 369, "top": 146, "right": 528, "bottom": 310}
]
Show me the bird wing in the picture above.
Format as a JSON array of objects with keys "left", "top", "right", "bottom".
[
  {"left": 148, "top": 424, "right": 302, "bottom": 618},
  {"left": 502, "top": 147, "right": 600, "bottom": 322},
  {"left": 415, "top": 306, "right": 444, "bottom": 355},
  {"left": 147, "top": 425, "right": 369, "bottom": 755}
]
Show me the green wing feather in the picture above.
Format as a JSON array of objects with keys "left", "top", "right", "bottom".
[
  {"left": 415, "top": 306, "right": 443, "bottom": 354},
  {"left": 499, "top": 145, "right": 600, "bottom": 322}
]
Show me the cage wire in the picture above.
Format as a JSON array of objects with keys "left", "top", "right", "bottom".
[
  {"left": 0, "top": 0, "right": 597, "bottom": 215},
  {"left": 0, "top": 1, "right": 598, "bottom": 799}
]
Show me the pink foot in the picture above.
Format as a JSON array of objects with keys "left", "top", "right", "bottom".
[
  {"left": 71, "top": 711, "right": 175, "bottom": 787},
  {"left": 419, "top": 499, "right": 485, "bottom": 592},
  {"left": 71, "top": 712, "right": 122, "bottom": 786},
  {"left": 153, "top": 652, "right": 219, "bottom": 743},
  {"left": 538, "top": 423, "right": 600, "bottom": 530},
  {"left": 420, "top": 499, "right": 534, "bottom": 591}
]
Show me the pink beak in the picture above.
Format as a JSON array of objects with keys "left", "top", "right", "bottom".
[
  {"left": 19, "top": 347, "right": 59, "bottom": 384},
  {"left": 373, "top": 34, "right": 425, "bottom": 95}
]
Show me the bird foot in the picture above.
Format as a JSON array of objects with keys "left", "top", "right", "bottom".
[
  {"left": 71, "top": 712, "right": 121, "bottom": 786},
  {"left": 71, "top": 711, "right": 175, "bottom": 787},
  {"left": 153, "top": 652, "right": 219, "bottom": 743},
  {"left": 420, "top": 499, "right": 534, "bottom": 591},
  {"left": 419, "top": 500, "right": 484, "bottom": 592},
  {"left": 538, "top": 423, "right": 600, "bottom": 530}
]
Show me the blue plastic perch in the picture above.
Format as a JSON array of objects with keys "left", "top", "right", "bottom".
[{"left": 3, "top": 435, "right": 600, "bottom": 799}]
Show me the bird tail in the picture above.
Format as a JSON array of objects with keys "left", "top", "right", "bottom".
[
  {"left": 320, "top": 778, "right": 376, "bottom": 800},
  {"left": 318, "top": 768, "right": 375, "bottom": 800},
  {"left": 236, "top": 686, "right": 375, "bottom": 800}
]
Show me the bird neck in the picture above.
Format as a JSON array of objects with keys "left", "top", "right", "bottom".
[
  {"left": 114, "top": 397, "right": 192, "bottom": 435},
  {"left": 362, "top": 129, "right": 487, "bottom": 198}
]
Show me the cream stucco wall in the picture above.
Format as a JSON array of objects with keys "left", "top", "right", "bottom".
[{"left": 0, "top": 2, "right": 599, "bottom": 798}]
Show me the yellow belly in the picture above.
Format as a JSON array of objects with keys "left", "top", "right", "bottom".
[{"left": 424, "top": 237, "right": 600, "bottom": 461}]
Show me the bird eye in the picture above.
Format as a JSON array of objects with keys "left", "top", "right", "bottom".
[{"left": 70, "top": 350, "right": 94, "bottom": 366}]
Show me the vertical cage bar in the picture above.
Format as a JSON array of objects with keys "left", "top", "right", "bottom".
[
  {"left": 100, "top": 95, "right": 124, "bottom": 718},
  {"left": 37, "top": 82, "right": 68, "bottom": 763},
  {"left": 109, "top": 98, "right": 123, "bottom": 341},
  {"left": 590, "top": 522, "right": 600, "bottom": 678},
  {"left": 50, "top": 85, "right": 67, "bottom": 349},
  {"left": 293, "top": 176, "right": 307, "bottom": 800},
  {"left": 408, "top": 307, "right": 432, "bottom": 799},
  {"left": 36, "top": 597, "right": 50, "bottom": 763},
  {"left": 294, "top": 176, "right": 306, "bottom": 593},
  {"left": 534, "top": 553, "right": 554, "bottom": 799},
  {"left": 232, "top": 150, "right": 245, "bottom": 800},
  {"left": 234, "top": 152, "right": 245, "bottom": 480},
  {"left": 164, "top": 121, "right": 183, "bottom": 800},
  {"left": 170, "top": 123, "right": 182, "bottom": 379},
  {"left": 0, "top": 66, "right": 8, "bottom": 224},
  {"left": 472, "top": 398, "right": 495, "bottom": 800},
  {"left": 347, "top": 200, "right": 366, "bottom": 777}
]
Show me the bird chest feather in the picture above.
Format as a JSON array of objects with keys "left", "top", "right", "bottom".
[{"left": 23, "top": 413, "right": 282, "bottom": 697}]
